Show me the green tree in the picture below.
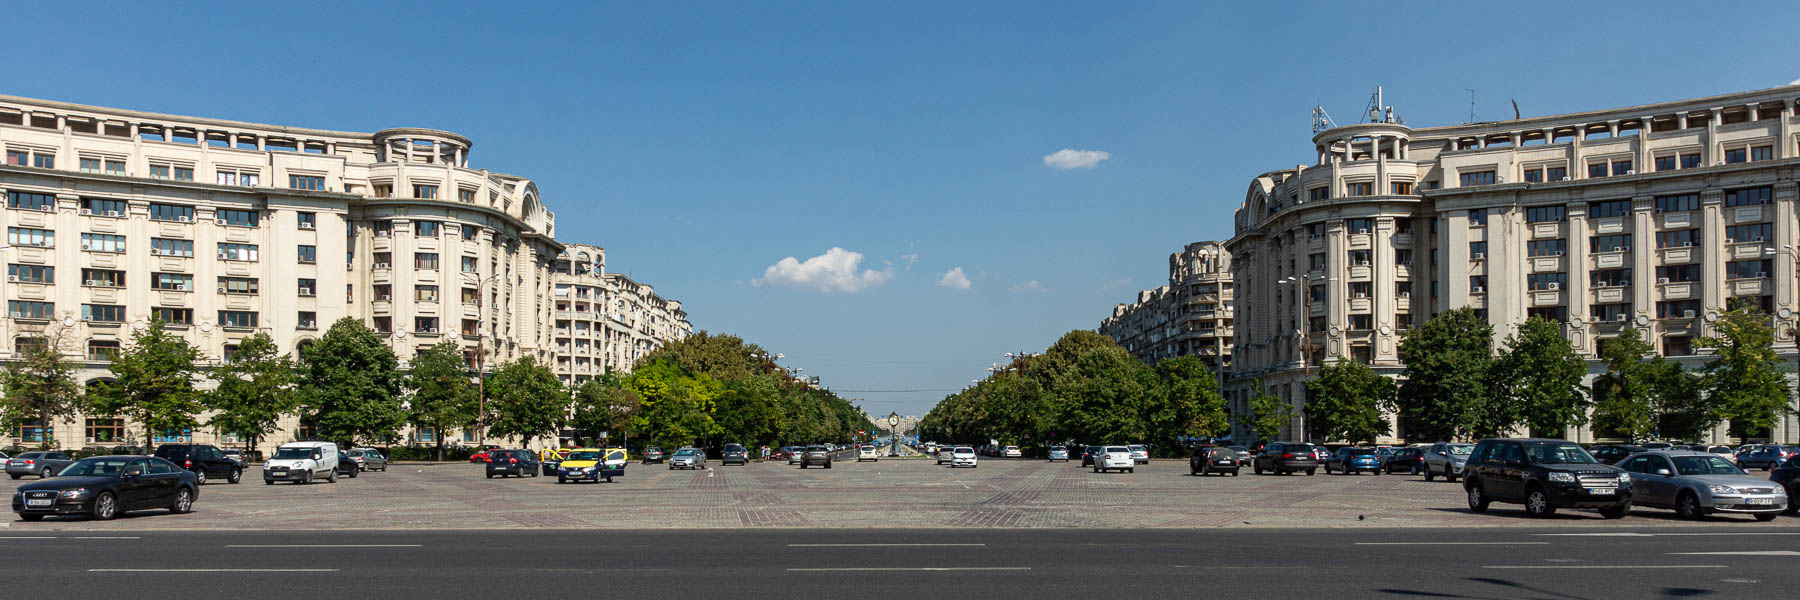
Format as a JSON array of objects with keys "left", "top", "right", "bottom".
[
  {"left": 712, "top": 374, "right": 783, "bottom": 447},
  {"left": 1396, "top": 307, "right": 1501, "bottom": 441},
  {"left": 629, "top": 358, "right": 724, "bottom": 448},
  {"left": 568, "top": 372, "right": 640, "bottom": 446},
  {"left": 406, "top": 341, "right": 477, "bottom": 460},
  {"left": 1053, "top": 348, "right": 1153, "bottom": 445},
  {"left": 1151, "top": 355, "right": 1229, "bottom": 447},
  {"left": 1652, "top": 360, "right": 1708, "bottom": 441},
  {"left": 300, "top": 318, "right": 405, "bottom": 446},
  {"left": 1493, "top": 317, "right": 1590, "bottom": 438},
  {"left": 1242, "top": 380, "right": 1294, "bottom": 444},
  {"left": 1305, "top": 360, "right": 1395, "bottom": 444},
  {"left": 1589, "top": 329, "right": 1659, "bottom": 441},
  {"left": 484, "top": 356, "right": 567, "bottom": 448},
  {"left": 1697, "top": 303, "right": 1793, "bottom": 443},
  {"left": 0, "top": 328, "right": 84, "bottom": 449},
  {"left": 204, "top": 332, "right": 298, "bottom": 455},
  {"left": 88, "top": 321, "right": 203, "bottom": 451}
]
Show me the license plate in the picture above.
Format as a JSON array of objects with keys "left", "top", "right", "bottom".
[
  {"left": 1747, "top": 497, "right": 1774, "bottom": 505},
  {"left": 25, "top": 499, "right": 51, "bottom": 507},
  {"left": 1588, "top": 487, "right": 1616, "bottom": 495}
]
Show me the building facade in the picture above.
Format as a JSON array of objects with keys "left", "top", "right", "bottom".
[
  {"left": 1099, "top": 241, "right": 1234, "bottom": 375},
  {"left": 1226, "top": 85, "right": 1800, "bottom": 445},
  {"left": 0, "top": 95, "right": 689, "bottom": 452}
]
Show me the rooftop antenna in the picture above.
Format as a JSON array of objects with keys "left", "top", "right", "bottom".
[
  {"left": 1311, "top": 102, "right": 1337, "bottom": 133},
  {"left": 1465, "top": 88, "right": 1478, "bottom": 123},
  {"left": 1360, "top": 85, "right": 1403, "bottom": 124}
]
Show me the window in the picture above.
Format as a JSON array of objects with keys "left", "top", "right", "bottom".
[
  {"left": 1545, "top": 166, "right": 1567, "bottom": 181},
  {"left": 151, "top": 273, "right": 193, "bottom": 291},
  {"left": 415, "top": 221, "right": 440, "bottom": 237},
  {"left": 298, "top": 278, "right": 316, "bottom": 297},
  {"left": 149, "top": 164, "right": 170, "bottom": 179},
  {"left": 215, "top": 169, "right": 260, "bottom": 187},
  {"left": 414, "top": 252, "right": 439, "bottom": 270},
  {"left": 462, "top": 319, "right": 480, "bottom": 336},
  {"left": 1348, "top": 250, "right": 1371, "bottom": 265},
  {"left": 1346, "top": 219, "right": 1372, "bottom": 234},
  {"left": 374, "top": 284, "right": 393, "bottom": 301},
  {"left": 9, "top": 301, "right": 53, "bottom": 319},
  {"left": 150, "top": 238, "right": 194, "bottom": 257},
  {"left": 373, "top": 252, "right": 392, "bottom": 269},
  {"left": 80, "top": 157, "right": 101, "bottom": 173},
  {"left": 1459, "top": 171, "right": 1496, "bottom": 186},
  {"left": 415, "top": 285, "right": 439, "bottom": 302},
  {"left": 8, "top": 227, "right": 53, "bottom": 248},
  {"left": 1588, "top": 233, "right": 1629, "bottom": 254},
  {"left": 149, "top": 203, "right": 194, "bottom": 222},
  {"left": 81, "top": 233, "right": 126, "bottom": 253},
  {"left": 413, "top": 184, "right": 438, "bottom": 199},
  {"left": 85, "top": 418, "right": 124, "bottom": 443},
  {"left": 16, "top": 419, "right": 51, "bottom": 443},
  {"left": 1657, "top": 300, "right": 1702, "bottom": 319},
  {"left": 297, "top": 212, "right": 317, "bottom": 229},
  {"left": 461, "top": 224, "right": 480, "bottom": 239},
  {"left": 1656, "top": 264, "right": 1700, "bottom": 283},
  {"left": 1679, "top": 153, "right": 1700, "bottom": 169},
  {"left": 1590, "top": 269, "right": 1633, "bottom": 288},
  {"left": 458, "top": 188, "right": 476, "bottom": 203},
  {"left": 374, "top": 221, "right": 393, "bottom": 237},
  {"left": 461, "top": 256, "right": 479, "bottom": 273},
  {"left": 217, "top": 243, "right": 259, "bottom": 261},
  {"left": 82, "top": 304, "right": 125, "bottom": 322},
  {"left": 1394, "top": 249, "right": 1413, "bottom": 266},
  {"left": 218, "top": 311, "right": 259, "bottom": 328},
  {"left": 1587, "top": 163, "right": 1608, "bottom": 178},
  {"left": 219, "top": 277, "right": 260, "bottom": 294},
  {"left": 1589, "top": 199, "right": 1632, "bottom": 218},
  {"left": 1724, "top": 186, "right": 1772, "bottom": 207},
  {"left": 1469, "top": 241, "right": 1487, "bottom": 258},
  {"left": 1467, "top": 208, "right": 1487, "bottom": 226},
  {"left": 1528, "top": 272, "right": 1566, "bottom": 290},
  {"left": 82, "top": 269, "right": 124, "bottom": 287},
  {"left": 152, "top": 307, "right": 193, "bottom": 325},
  {"left": 1346, "top": 282, "right": 1372, "bottom": 298},
  {"left": 1656, "top": 228, "right": 1702, "bottom": 248},
  {"left": 1391, "top": 181, "right": 1412, "bottom": 195},
  {"left": 80, "top": 197, "right": 128, "bottom": 216},
  {"left": 288, "top": 175, "right": 325, "bottom": 190},
  {"left": 373, "top": 316, "right": 393, "bottom": 333},
  {"left": 217, "top": 209, "right": 258, "bottom": 227},
  {"left": 415, "top": 317, "right": 440, "bottom": 334},
  {"left": 1725, "top": 223, "right": 1772, "bottom": 244},
  {"left": 1750, "top": 146, "right": 1772, "bottom": 161},
  {"left": 1527, "top": 306, "right": 1567, "bottom": 322},
  {"left": 373, "top": 184, "right": 393, "bottom": 198},
  {"left": 462, "top": 287, "right": 479, "bottom": 304},
  {"left": 298, "top": 311, "right": 317, "bottom": 330},
  {"left": 294, "top": 244, "right": 317, "bottom": 264},
  {"left": 1523, "top": 168, "right": 1543, "bottom": 183},
  {"left": 1469, "top": 276, "right": 1487, "bottom": 291},
  {"left": 1525, "top": 205, "right": 1564, "bottom": 223},
  {"left": 1725, "top": 147, "right": 1747, "bottom": 164},
  {"left": 1654, "top": 194, "right": 1700, "bottom": 213},
  {"left": 1655, "top": 155, "right": 1676, "bottom": 172},
  {"left": 1726, "top": 260, "right": 1772, "bottom": 280},
  {"left": 9, "top": 148, "right": 57, "bottom": 169},
  {"left": 1590, "top": 303, "right": 1633, "bottom": 322},
  {"left": 1349, "top": 315, "right": 1373, "bottom": 331},
  {"left": 1664, "top": 336, "right": 1693, "bottom": 357},
  {"left": 1395, "top": 219, "right": 1412, "bottom": 234},
  {"left": 7, "top": 264, "right": 52, "bottom": 284},
  {"left": 7, "top": 191, "right": 55, "bottom": 210},
  {"left": 1307, "top": 187, "right": 1329, "bottom": 202},
  {"left": 1345, "top": 182, "right": 1373, "bottom": 197},
  {"left": 1611, "top": 160, "right": 1632, "bottom": 175}
]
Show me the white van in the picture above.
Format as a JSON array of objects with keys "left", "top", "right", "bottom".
[{"left": 263, "top": 441, "right": 339, "bottom": 484}]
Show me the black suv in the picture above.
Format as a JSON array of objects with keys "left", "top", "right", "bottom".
[
  {"left": 1463, "top": 438, "right": 1631, "bottom": 519},
  {"left": 1253, "top": 442, "right": 1319, "bottom": 476},
  {"left": 1772, "top": 459, "right": 1800, "bottom": 515},
  {"left": 152, "top": 443, "right": 243, "bottom": 485}
]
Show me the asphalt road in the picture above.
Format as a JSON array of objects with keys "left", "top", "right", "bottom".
[{"left": 6, "top": 527, "right": 1795, "bottom": 598}]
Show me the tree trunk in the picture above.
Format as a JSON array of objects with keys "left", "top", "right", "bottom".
[{"left": 434, "top": 423, "right": 445, "bottom": 462}]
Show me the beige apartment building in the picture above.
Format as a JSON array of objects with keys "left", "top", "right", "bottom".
[
  {"left": 1099, "top": 241, "right": 1234, "bottom": 376},
  {"left": 1226, "top": 85, "right": 1800, "bottom": 445},
  {"left": 0, "top": 94, "right": 689, "bottom": 452},
  {"left": 548, "top": 244, "right": 691, "bottom": 384}
]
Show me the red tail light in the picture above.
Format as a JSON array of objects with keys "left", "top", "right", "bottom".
[
  {"left": 1282, "top": 453, "right": 1294, "bottom": 459},
  {"left": 183, "top": 459, "right": 192, "bottom": 468},
  {"left": 509, "top": 458, "right": 518, "bottom": 464},
  {"left": 23, "top": 460, "right": 33, "bottom": 465}
]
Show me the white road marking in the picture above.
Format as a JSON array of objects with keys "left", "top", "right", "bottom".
[
  {"left": 0, "top": 536, "right": 138, "bottom": 540},
  {"left": 788, "top": 567, "right": 1029, "bottom": 572},
  {"left": 90, "top": 569, "right": 339, "bottom": 573},
  {"left": 1355, "top": 542, "right": 1549, "bottom": 546},
  {"left": 1671, "top": 551, "right": 1800, "bottom": 556},
  {"left": 1539, "top": 532, "right": 1800, "bottom": 537},
  {"left": 0, "top": 537, "right": 61, "bottom": 540},
  {"left": 225, "top": 544, "right": 423, "bottom": 548},
  {"left": 1483, "top": 565, "right": 1727, "bottom": 570},
  {"left": 788, "top": 543, "right": 985, "bottom": 547}
]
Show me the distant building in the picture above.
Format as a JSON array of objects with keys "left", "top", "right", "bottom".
[{"left": 1099, "top": 241, "right": 1234, "bottom": 375}]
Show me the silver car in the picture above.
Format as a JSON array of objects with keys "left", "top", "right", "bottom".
[
  {"left": 1423, "top": 442, "right": 1473, "bottom": 482},
  {"left": 347, "top": 449, "right": 388, "bottom": 472},
  {"left": 668, "top": 447, "right": 705, "bottom": 470},
  {"left": 1621, "top": 450, "right": 1788, "bottom": 521}
]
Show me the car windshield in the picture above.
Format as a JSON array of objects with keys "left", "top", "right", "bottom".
[
  {"left": 1105, "top": 446, "right": 1128, "bottom": 453},
  {"left": 60, "top": 457, "right": 133, "bottom": 477},
  {"left": 566, "top": 451, "right": 601, "bottom": 461},
  {"left": 273, "top": 448, "right": 314, "bottom": 459},
  {"left": 1285, "top": 445, "right": 1313, "bottom": 454},
  {"left": 674, "top": 449, "right": 699, "bottom": 456},
  {"left": 1447, "top": 444, "right": 1474, "bottom": 455},
  {"left": 1209, "top": 449, "right": 1233, "bottom": 458},
  {"left": 1672, "top": 455, "right": 1745, "bottom": 476},
  {"left": 1524, "top": 443, "right": 1597, "bottom": 464}
]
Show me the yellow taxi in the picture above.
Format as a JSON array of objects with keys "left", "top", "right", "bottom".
[{"left": 555, "top": 448, "right": 629, "bottom": 484}]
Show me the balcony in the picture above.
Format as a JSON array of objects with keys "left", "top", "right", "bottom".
[
  {"left": 1594, "top": 252, "right": 1628, "bottom": 269},
  {"left": 1659, "top": 246, "right": 1694, "bottom": 264},
  {"left": 1530, "top": 255, "right": 1564, "bottom": 272},
  {"left": 1658, "top": 282, "right": 1696, "bottom": 300},
  {"left": 1592, "top": 217, "right": 1626, "bottom": 235}
]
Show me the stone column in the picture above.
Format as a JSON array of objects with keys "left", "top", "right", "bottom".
[
  {"left": 1565, "top": 200, "right": 1590, "bottom": 353},
  {"left": 1700, "top": 189, "right": 1727, "bottom": 337},
  {"left": 1326, "top": 219, "right": 1347, "bottom": 359}
]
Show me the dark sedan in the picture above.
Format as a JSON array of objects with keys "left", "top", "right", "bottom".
[
  {"left": 1384, "top": 447, "right": 1425, "bottom": 474},
  {"left": 1253, "top": 442, "right": 1320, "bottom": 476},
  {"left": 1773, "top": 459, "right": 1800, "bottom": 515},
  {"left": 13, "top": 456, "right": 197, "bottom": 521},
  {"left": 1190, "top": 447, "right": 1240, "bottom": 476},
  {"left": 721, "top": 443, "right": 750, "bottom": 466},
  {"left": 1588, "top": 444, "right": 1646, "bottom": 466},
  {"left": 335, "top": 452, "right": 360, "bottom": 478}
]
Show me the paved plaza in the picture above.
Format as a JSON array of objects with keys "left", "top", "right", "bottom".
[{"left": 4, "top": 457, "right": 1786, "bottom": 530}]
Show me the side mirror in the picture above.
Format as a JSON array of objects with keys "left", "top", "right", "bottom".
[
  {"left": 123, "top": 469, "right": 143, "bottom": 478},
  {"left": 1654, "top": 468, "right": 1672, "bottom": 476}
]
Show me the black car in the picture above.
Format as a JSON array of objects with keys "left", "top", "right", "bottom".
[
  {"left": 1772, "top": 459, "right": 1800, "bottom": 515},
  {"left": 1253, "top": 442, "right": 1320, "bottom": 476},
  {"left": 1190, "top": 446, "right": 1240, "bottom": 476},
  {"left": 721, "top": 443, "right": 750, "bottom": 466},
  {"left": 152, "top": 443, "right": 244, "bottom": 485},
  {"left": 13, "top": 456, "right": 197, "bottom": 521},
  {"left": 1384, "top": 447, "right": 1425, "bottom": 474},
  {"left": 1463, "top": 438, "right": 1631, "bottom": 519},
  {"left": 485, "top": 449, "right": 540, "bottom": 478},
  {"left": 1587, "top": 444, "right": 1646, "bottom": 466},
  {"left": 1080, "top": 445, "right": 1100, "bottom": 467},
  {"left": 335, "top": 451, "right": 360, "bottom": 478}
]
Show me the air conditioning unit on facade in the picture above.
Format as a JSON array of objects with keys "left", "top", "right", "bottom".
[
  {"left": 106, "top": 211, "right": 119, "bottom": 217},
  {"left": 1473, "top": 253, "right": 1485, "bottom": 260},
  {"left": 378, "top": 295, "right": 392, "bottom": 302},
  {"left": 1658, "top": 277, "right": 1670, "bottom": 284},
  {"left": 1617, "top": 314, "right": 1629, "bottom": 322},
  {"left": 85, "top": 280, "right": 96, "bottom": 286},
  {"left": 1560, "top": 177, "right": 1571, "bottom": 181},
  {"left": 178, "top": 215, "right": 191, "bottom": 222},
  {"left": 216, "top": 218, "right": 227, "bottom": 225},
  {"left": 149, "top": 248, "right": 161, "bottom": 256},
  {"left": 217, "top": 287, "right": 227, "bottom": 294},
  {"left": 1472, "top": 286, "right": 1486, "bottom": 293},
  {"left": 1683, "top": 242, "right": 1692, "bottom": 247},
  {"left": 80, "top": 243, "right": 91, "bottom": 251},
  {"left": 1757, "top": 272, "right": 1768, "bottom": 279},
  {"left": 6, "top": 275, "right": 17, "bottom": 282},
  {"left": 40, "top": 205, "right": 52, "bottom": 212},
  {"left": 299, "top": 222, "right": 314, "bottom": 230},
  {"left": 1548, "top": 282, "right": 1561, "bottom": 290},
  {"left": 1683, "top": 310, "right": 1696, "bottom": 319},
  {"left": 80, "top": 208, "right": 92, "bottom": 215}
]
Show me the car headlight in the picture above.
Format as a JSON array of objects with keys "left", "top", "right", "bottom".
[
  {"left": 1616, "top": 472, "right": 1630, "bottom": 483},
  {"left": 1547, "top": 472, "right": 1576, "bottom": 483},
  {"left": 1708, "top": 484, "right": 1738, "bottom": 495},
  {"left": 60, "top": 488, "right": 88, "bottom": 498}
]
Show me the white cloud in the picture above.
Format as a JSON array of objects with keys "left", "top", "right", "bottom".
[
  {"left": 752, "top": 247, "right": 895, "bottom": 293},
  {"left": 1009, "top": 280, "right": 1048, "bottom": 294},
  {"left": 1791, "top": 76, "right": 1800, "bottom": 86},
  {"left": 1043, "top": 148, "right": 1111, "bottom": 170},
  {"left": 901, "top": 250, "right": 919, "bottom": 271},
  {"left": 1099, "top": 278, "right": 1132, "bottom": 292},
  {"left": 936, "top": 267, "right": 971, "bottom": 291}
]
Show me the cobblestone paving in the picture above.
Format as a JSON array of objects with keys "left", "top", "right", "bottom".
[{"left": 2, "top": 458, "right": 1780, "bottom": 530}]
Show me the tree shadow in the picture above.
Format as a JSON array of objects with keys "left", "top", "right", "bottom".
[{"left": 1375, "top": 576, "right": 1719, "bottom": 599}]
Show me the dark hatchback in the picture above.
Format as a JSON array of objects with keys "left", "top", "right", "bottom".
[
  {"left": 1385, "top": 447, "right": 1425, "bottom": 474},
  {"left": 335, "top": 452, "right": 360, "bottom": 478},
  {"left": 1464, "top": 438, "right": 1631, "bottom": 519},
  {"left": 1190, "top": 447, "right": 1240, "bottom": 476},
  {"left": 1253, "top": 442, "right": 1320, "bottom": 476},
  {"left": 13, "top": 456, "right": 197, "bottom": 521},
  {"left": 152, "top": 443, "right": 244, "bottom": 485},
  {"left": 485, "top": 450, "right": 541, "bottom": 478},
  {"left": 721, "top": 443, "right": 750, "bottom": 465},
  {"left": 1587, "top": 444, "right": 1647, "bottom": 466}
]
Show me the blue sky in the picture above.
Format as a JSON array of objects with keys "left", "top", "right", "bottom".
[{"left": 11, "top": 2, "right": 1795, "bottom": 417}]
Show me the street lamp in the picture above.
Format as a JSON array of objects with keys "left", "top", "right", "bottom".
[
  {"left": 463, "top": 271, "right": 504, "bottom": 448},
  {"left": 1278, "top": 274, "right": 1336, "bottom": 443}
]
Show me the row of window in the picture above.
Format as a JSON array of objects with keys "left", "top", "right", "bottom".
[
  {"left": 372, "top": 220, "right": 481, "bottom": 239},
  {"left": 1464, "top": 144, "right": 1777, "bottom": 190},
  {"left": 7, "top": 193, "right": 331, "bottom": 229},
  {"left": 5, "top": 301, "right": 270, "bottom": 329}
]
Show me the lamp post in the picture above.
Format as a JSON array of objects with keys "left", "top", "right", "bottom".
[
  {"left": 1278, "top": 274, "right": 1335, "bottom": 442},
  {"left": 465, "top": 271, "right": 504, "bottom": 448}
]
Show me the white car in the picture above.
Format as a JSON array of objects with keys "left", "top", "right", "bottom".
[
  {"left": 1093, "top": 446, "right": 1135, "bottom": 473},
  {"left": 1003, "top": 446, "right": 1022, "bottom": 458},
  {"left": 858, "top": 446, "right": 880, "bottom": 462},
  {"left": 951, "top": 447, "right": 978, "bottom": 468},
  {"left": 263, "top": 441, "right": 339, "bottom": 484},
  {"left": 1128, "top": 445, "right": 1150, "bottom": 464}
]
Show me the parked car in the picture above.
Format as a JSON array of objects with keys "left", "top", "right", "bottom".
[
  {"left": 1587, "top": 444, "right": 1647, "bottom": 466},
  {"left": 669, "top": 447, "right": 706, "bottom": 470},
  {"left": 334, "top": 451, "right": 360, "bottom": 478},
  {"left": 1619, "top": 450, "right": 1785, "bottom": 521},
  {"left": 152, "top": 443, "right": 243, "bottom": 485},
  {"left": 1698, "top": 445, "right": 1735, "bottom": 456},
  {"left": 1191, "top": 446, "right": 1240, "bottom": 476},
  {"left": 556, "top": 448, "right": 627, "bottom": 484},
  {"left": 264, "top": 442, "right": 340, "bottom": 484},
  {"left": 1641, "top": 442, "right": 1674, "bottom": 450},
  {"left": 1093, "top": 446, "right": 1134, "bottom": 473},
  {"left": 783, "top": 446, "right": 805, "bottom": 465},
  {"left": 1048, "top": 447, "right": 1070, "bottom": 462},
  {"left": 641, "top": 447, "right": 666, "bottom": 464},
  {"left": 1737, "top": 445, "right": 1796, "bottom": 471},
  {"left": 1384, "top": 447, "right": 1425, "bottom": 474},
  {"left": 936, "top": 447, "right": 956, "bottom": 465},
  {"left": 6, "top": 451, "right": 74, "bottom": 480},
  {"left": 722, "top": 443, "right": 750, "bottom": 466},
  {"left": 467, "top": 445, "right": 502, "bottom": 463},
  {"left": 12, "top": 456, "right": 197, "bottom": 521},
  {"left": 858, "top": 445, "right": 881, "bottom": 462},
  {"left": 1128, "top": 445, "right": 1149, "bottom": 464},
  {"left": 1003, "top": 445, "right": 1023, "bottom": 458},
  {"left": 1325, "top": 447, "right": 1384, "bottom": 476},
  {"left": 1080, "top": 445, "right": 1101, "bottom": 467},
  {"left": 800, "top": 445, "right": 833, "bottom": 469},
  {"left": 1253, "top": 442, "right": 1319, "bottom": 476},
  {"left": 220, "top": 449, "right": 249, "bottom": 468},
  {"left": 1227, "top": 446, "right": 1252, "bottom": 467},
  {"left": 485, "top": 449, "right": 541, "bottom": 478},
  {"left": 1462, "top": 438, "right": 1631, "bottom": 519},
  {"left": 346, "top": 449, "right": 389, "bottom": 472},
  {"left": 1772, "top": 458, "right": 1800, "bottom": 515},
  {"left": 950, "top": 446, "right": 977, "bottom": 468},
  {"left": 1423, "top": 442, "right": 1474, "bottom": 482}
]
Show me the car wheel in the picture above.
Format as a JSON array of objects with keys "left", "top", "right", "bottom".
[
  {"left": 8, "top": 474, "right": 19, "bottom": 480},
  {"left": 1446, "top": 467, "right": 1459, "bottom": 483},
  {"left": 1465, "top": 482, "right": 1490, "bottom": 512},
  {"left": 171, "top": 487, "right": 194, "bottom": 514},
  {"left": 228, "top": 468, "right": 242, "bottom": 484},
  {"left": 557, "top": 477, "right": 566, "bottom": 484},
  {"left": 1786, "top": 498, "right": 1799, "bottom": 516},
  {"left": 194, "top": 469, "right": 207, "bottom": 485},
  {"left": 1254, "top": 466, "right": 1263, "bottom": 475},
  {"left": 1675, "top": 492, "right": 1703, "bottom": 521},
  {"left": 1127, "top": 468, "right": 1134, "bottom": 473},
  {"left": 1598, "top": 503, "right": 1630, "bottom": 519},
  {"left": 92, "top": 492, "right": 118, "bottom": 521},
  {"left": 1306, "top": 469, "right": 1316, "bottom": 476},
  {"left": 349, "top": 467, "right": 358, "bottom": 478},
  {"left": 1525, "top": 486, "right": 1556, "bottom": 517},
  {"left": 487, "top": 473, "right": 494, "bottom": 479},
  {"left": 300, "top": 472, "right": 311, "bottom": 485},
  {"left": 264, "top": 479, "right": 273, "bottom": 485},
  {"left": 1755, "top": 513, "right": 1778, "bottom": 522},
  {"left": 1423, "top": 468, "right": 1435, "bottom": 482}
]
